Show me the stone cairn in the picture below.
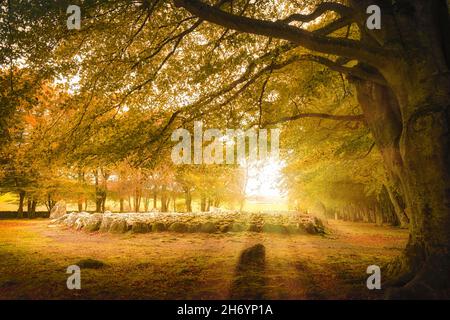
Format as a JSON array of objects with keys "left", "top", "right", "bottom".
[{"left": 49, "top": 210, "right": 325, "bottom": 235}]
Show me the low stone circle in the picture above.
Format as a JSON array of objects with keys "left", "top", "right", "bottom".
[{"left": 50, "top": 211, "right": 325, "bottom": 235}]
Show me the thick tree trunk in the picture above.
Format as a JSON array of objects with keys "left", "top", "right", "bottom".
[
  {"left": 94, "top": 169, "right": 102, "bottom": 212},
  {"left": 134, "top": 186, "right": 142, "bottom": 212},
  {"left": 27, "top": 198, "right": 31, "bottom": 216},
  {"left": 354, "top": 75, "right": 450, "bottom": 297},
  {"left": 200, "top": 195, "right": 206, "bottom": 212},
  {"left": 95, "top": 196, "right": 101, "bottom": 213},
  {"left": 134, "top": 194, "right": 141, "bottom": 212},
  {"left": 161, "top": 185, "right": 168, "bottom": 212},
  {"left": 101, "top": 194, "right": 106, "bottom": 213},
  {"left": 385, "top": 183, "right": 409, "bottom": 228},
  {"left": 120, "top": 198, "right": 124, "bottom": 212},
  {"left": 47, "top": 194, "right": 55, "bottom": 212},
  {"left": 144, "top": 197, "right": 149, "bottom": 212},
  {"left": 153, "top": 188, "right": 157, "bottom": 209},
  {"left": 351, "top": 0, "right": 450, "bottom": 294},
  {"left": 374, "top": 204, "right": 383, "bottom": 226},
  {"left": 29, "top": 200, "right": 37, "bottom": 219},
  {"left": 184, "top": 188, "right": 192, "bottom": 212},
  {"left": 77, "top": 169, "right": 84, "bottom": 213},
  {"left": 17, "top": 190, "right": 25, "bottom": 218},
  {"left": 379, "top": 185, "right": 399, "bottom": 226}
]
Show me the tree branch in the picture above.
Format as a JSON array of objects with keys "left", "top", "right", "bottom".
[
  {"left": 173, "top": 0, "right": 387, "bottom": 65},
  {"left": 264, "top": 113, "right": 365, "bottom": 126},
  {"left": 294, "top": 54, "right": 387, "bottom": 85},
  {"left": 314, "top": 16, "right": 353, "bottom": 36},
  {"left": 279, "top": 2, "right": 354, "bottom": 24}
]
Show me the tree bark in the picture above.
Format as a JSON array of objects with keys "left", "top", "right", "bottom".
[
  {"left": 152, "top": 188, "right": 157, "bottom": 209},
  {"left": 27, "top": 198, "right": 31, "bottom": 216},
  {"left": 161, "top": 185, "right": 168, "bottom": 212},
  {"left": 144, "top": 197, "right": 149, "bottom": 212},
  {"left": 29, "top": 200, "right": 37, "bottom": 219},
  {"left": 379, "top": 185, "right": 399, "bottom": 226},
  {"left": 120, "top": 198, "right": 124, "bottom": 212},
  {"left": 184, "top": 187, "right": 192, "bottom": 212},
  {"left": 200, "top": 195, "right": 206, "bottom": 212},
  {"left": 77, "top": 169, "right": 84, "bottom": 213},
  {"left": 17, "top": 190, "right": 25, "bottom": 218}
]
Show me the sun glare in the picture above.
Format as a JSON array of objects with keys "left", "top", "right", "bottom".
[{"left": 245, "top": 158, "right": 285, "bottom": 198}]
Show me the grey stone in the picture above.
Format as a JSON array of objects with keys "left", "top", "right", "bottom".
[
  {"left": 49, "top": 200, "right": 66, "bottom": 219},
  {"left": 99, "top": 216, "right": 115, "bottom": 232},
  {"left": 84, "top": 213, "right": 103, "bottom": 232},
  {"left": 168, "top": 222, "right": 188, "bottom": 233},
  {"left": 109, "top": 219, "right": 128, "bottom": 233}
]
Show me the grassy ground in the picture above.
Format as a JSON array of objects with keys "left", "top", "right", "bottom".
[{"left": 0, "top": 219, "right": 408, "bottom": 300}]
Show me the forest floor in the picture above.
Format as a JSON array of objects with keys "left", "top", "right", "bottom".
[{"left": 0, "top": 218, "right": 408, "bottom": 299}]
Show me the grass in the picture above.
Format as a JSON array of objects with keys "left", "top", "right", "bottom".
[{"left": 0, "top": 219, "right": 408, "bottom": 299}]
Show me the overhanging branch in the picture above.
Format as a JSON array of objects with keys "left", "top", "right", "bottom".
[
  {"left": 279, "top": 2, "right": 354, "bottom": 24},
  {"left": 265, "top": 113, "right": 365, "bottom": 126},
  {"left": 295, "top": 54, "right": 387, "bottom": 85},
  {"left": 173, "top": 0, "right": 387, "bottom": 65}
]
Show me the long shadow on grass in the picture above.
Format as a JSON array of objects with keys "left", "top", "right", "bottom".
[{"left": 229, "top": 243, "right": 268, "bottom": 299}]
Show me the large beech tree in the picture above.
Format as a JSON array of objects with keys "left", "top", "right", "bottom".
[{"left": 173, "top": 0, "right": 450, "bottom": 298}]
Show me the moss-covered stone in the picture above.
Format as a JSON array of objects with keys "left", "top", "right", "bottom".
[
  {"left": 84, "top": 214, "right": 103, "bottom": 232},
  {"left": 248, "top": 223, "right": 261, "bottom": 232},
  {"left": 231, "top": 223, "right": 247, "bottom": 232},
  {"left": 187, "top": 223, "right": 201, "bottom": 233},
  {"left": 131, "top": 222, "right": 150, "bottom": 233},
  {"left": 262, "top": 223, "right": 288, "bottom": 234},
  {"left": 305, "top": 222, "right": 318, "bottom": 234},
  {"left": 200, "top": 222, "right": 217, "bottom": 233},
  {"left": 99, "top": 216, "right": 114, "bottom": 232},
  {"left": 219, "top": 224, "right": 231, "bottom": 233},
  {"left": 168, "top": 222, "right": 188, "bottom": 233},
  {"left": 109, "top": 219, "right": 128, "bottom": 233},
  {"left": 152, "top": 222, "right": 166, "bottom": 232}
]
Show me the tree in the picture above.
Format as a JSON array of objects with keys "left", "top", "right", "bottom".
[
  {"left": 0, "top": 67, "right": 68, "bottom": 217},
  {"left": 172, "top": 0, "right": 450, "bottom": 297}
]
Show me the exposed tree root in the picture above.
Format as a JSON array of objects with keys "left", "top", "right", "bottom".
[{"left": 384, "top": 249, "right": 450, "bottom": 299}]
